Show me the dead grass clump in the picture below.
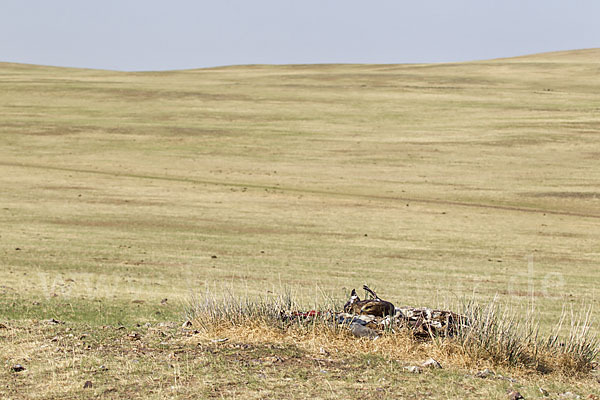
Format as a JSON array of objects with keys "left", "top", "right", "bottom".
[
  {"left": 184, "top": 289, "right": 325, "bottom": 329},
  {"left": 454, "top": 300, "right": 599, "bottom": 374},
  {"left": 542, "top": 305, "right": 599, "bottom": 374},
  {"left": 184, "top": 291, "right": 599, "bottom": 375}
]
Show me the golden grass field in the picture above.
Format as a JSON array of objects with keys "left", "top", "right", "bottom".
[{"left": 1, "top": 49, "right": 599, "bottom": 398}]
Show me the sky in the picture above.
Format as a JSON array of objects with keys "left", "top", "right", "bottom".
[{"left": 1, "top": 0, "right": 599, "bottom": 71}]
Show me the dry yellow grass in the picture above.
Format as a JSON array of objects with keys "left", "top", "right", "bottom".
[{"left": 2, "top": 318, "right": 599, "bottom": 399}]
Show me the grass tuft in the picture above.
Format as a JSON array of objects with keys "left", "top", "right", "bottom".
[
  {"left": 185, "top": 290, "right": 599, "bottom": 375},
  {"left": 455, "top": 300, "right": 599, "bottom": 374},
  {"left": 185, "top": 289, "right": 297, "bottom": 328}
]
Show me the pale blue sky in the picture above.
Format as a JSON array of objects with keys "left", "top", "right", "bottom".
[{"left": 1, "top": 0, "right": 598, "bottom": 71}]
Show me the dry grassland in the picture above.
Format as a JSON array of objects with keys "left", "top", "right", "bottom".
[{"left": 1, "top": 49, "right": 599, "bottom": 398}]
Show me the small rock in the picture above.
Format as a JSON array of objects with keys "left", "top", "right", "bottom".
[
  {"left": 350, "top": 323, "right": 379, "bottom": 339},
  {"left": 0, "top": 323, "right": 8, "bottom": 329},
  {"left": 46, "top": 318, "right": 63, "bottom": 325},
  {"left": 127, "top": 332, "right": 141, "bottom": 341},
  {"left": 508, "top": 391, "right": 524, "bottom": 400},
  {"left": 210, "top": 338, "right": 229, "bottom": 344},
  {"left": 559, "top": 393, "right": 581, "bottom": 399},
  {"left": 539, "top": 388, "right": 549, "bottom": 397},
  {"left": 83, "top": 381, "right": 93, "bottom": 389},
  {"left": 404, "top": 366, "right": 421, "bottom": 374},
  {"left": 160, "top": 298, "right": 168, "bottom": 305},
  {"left": 98, "top": 365, "right": 108, "bottom": 371},
  {"left": 497, "top": 373, "right": 518, "bottom": 383},
  {"left": 11, "top": 364, "right": 25, "bottom": 372},
  {"left": 476, "top": 368, "right": 495, "bottom": 378},
  {"left": 421, "top": 358, "right": 442, "bottom": 369}
]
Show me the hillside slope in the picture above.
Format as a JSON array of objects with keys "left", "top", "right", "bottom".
[
  {"left": 1, "top": 48, "right": 599, "bottom": 315},
  {"left": 1, "top": 48, "right": 600, "bottom": 400}
]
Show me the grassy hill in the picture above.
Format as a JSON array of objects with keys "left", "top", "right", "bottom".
[{"left": 1, "top": 49, "right": 599, "bottom": 398}]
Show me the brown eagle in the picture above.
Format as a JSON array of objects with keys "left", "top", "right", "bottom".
[{"left": 344, "top": 285, "right": 395, "bottom": 317}]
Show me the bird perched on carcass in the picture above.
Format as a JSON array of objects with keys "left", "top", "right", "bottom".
[{"left": 344, "top": 285, "right": 395, "bottom": 317}]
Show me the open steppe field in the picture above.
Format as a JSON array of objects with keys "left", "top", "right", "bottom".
[{"left": 1, "top": 49, "right": 599, "bottom": 398}]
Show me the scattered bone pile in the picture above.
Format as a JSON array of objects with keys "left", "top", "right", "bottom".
[
  {"left": 336, "top": 306, "right": 464, "bottom": 339},
  {"left": 283, "top": 285, "right": 466, "bottom": 339}
]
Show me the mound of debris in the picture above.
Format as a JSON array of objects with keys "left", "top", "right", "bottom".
[{"left": 283, "top": 285, "right": 466, "bottom": 339}]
